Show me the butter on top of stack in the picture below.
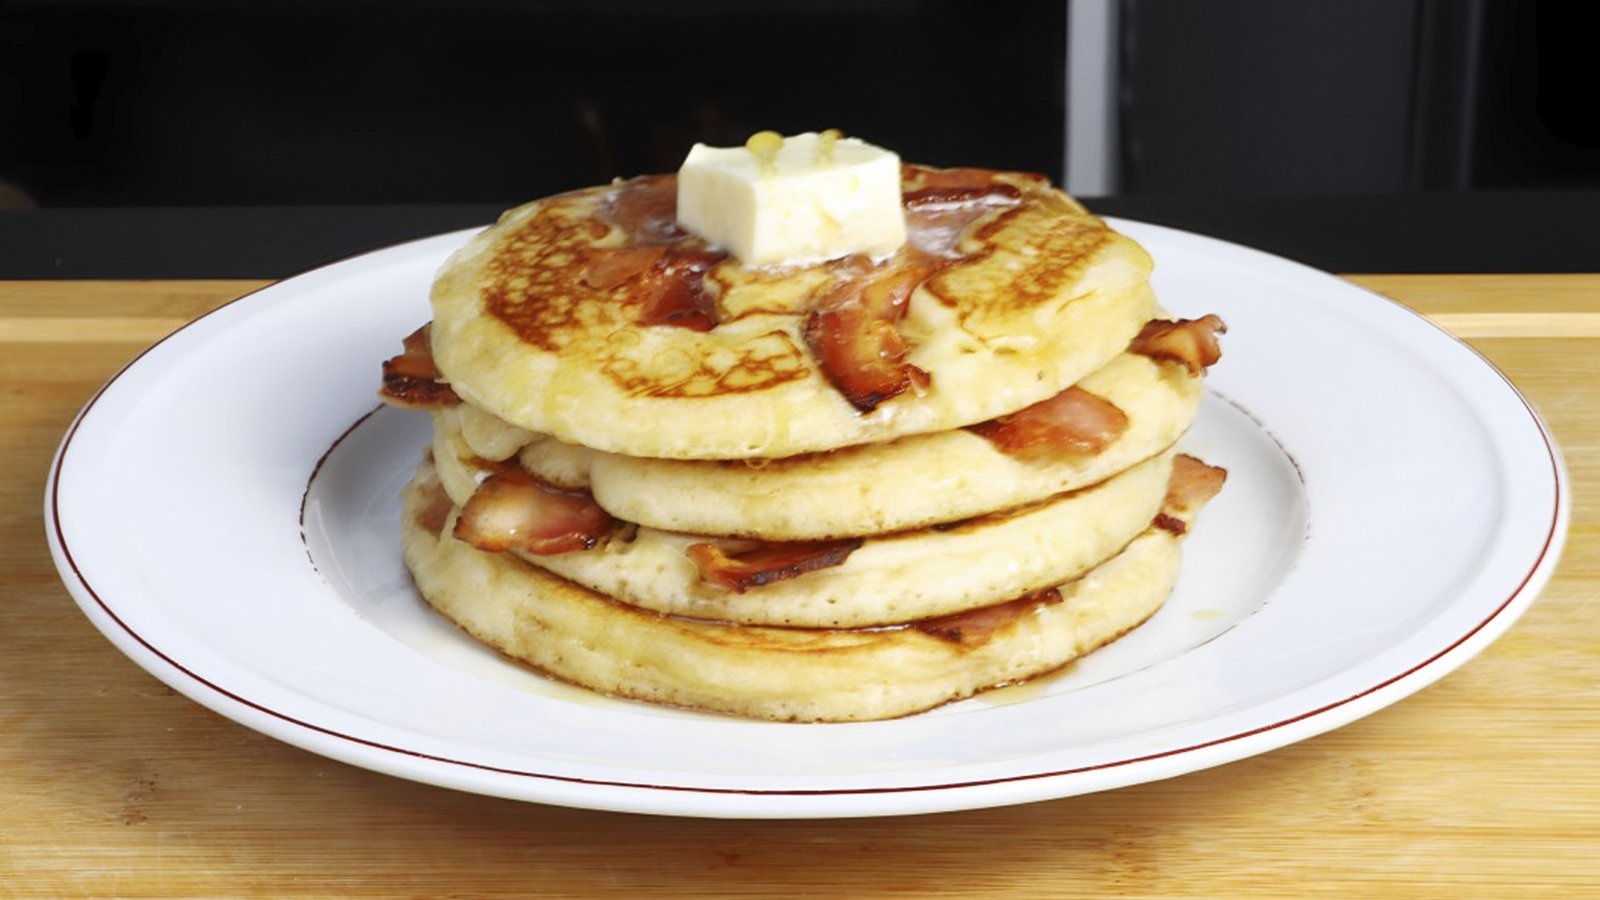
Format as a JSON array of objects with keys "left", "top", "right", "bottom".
[{"left": 381, "top": 131, "right": 1227, "bottom": 722}]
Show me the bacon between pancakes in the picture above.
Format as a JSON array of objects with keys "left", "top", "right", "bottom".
[
  {"left": 966, "top": 386, "right": 1130, "bottom": 460},
  {"left": 914, "top": 587, "right": 1064, "bottom": 646},
  {"left": 1128, "top": 315, "right": 1227, "bottom": 376},
  {"left": 1165, "top": 453, "right": 1229, "bottom": 515},
  {"left": 453, "top": 470, "right": 613, "bottom": 555},
  {"left": 686, "top": 538, "right": 866, "bottom": 593},
  {"left": 962, "top": 315, "right": 1224, "bottom": 461},
  {"left": 379, "top": 325, "right": 460, "bottom": 409}
]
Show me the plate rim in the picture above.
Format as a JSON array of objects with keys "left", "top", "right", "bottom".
[{"left": 44, "top": 219, "right": 1570, "bottom": 817}]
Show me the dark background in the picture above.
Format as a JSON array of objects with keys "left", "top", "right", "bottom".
[{"left": 2, "top": 0, "right": 1595, "bottom": 275}]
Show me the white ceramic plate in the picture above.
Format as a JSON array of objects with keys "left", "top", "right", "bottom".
[{"left": 46, "top": 220, "right": 1567, "bottom": 818}]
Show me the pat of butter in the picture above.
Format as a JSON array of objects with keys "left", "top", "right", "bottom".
[{"left": 676, "top": 132, "right": 907, "bottom": 266}]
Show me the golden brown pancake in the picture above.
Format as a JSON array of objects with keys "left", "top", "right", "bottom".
[
  {"left": 428, "top": 166, "right": 1156, "bottom": 459},
  {"left": 432, "top": 443, "right": 1173, "bottom": 627},
  {"left": 400, "top": 458, "right": 1203, "bottom": 722},
  {"left": 433, "top": 351, "right": 1202, "bottom": 540},
  {"left": 383, "top": 157, "right": 1229, "bottom": 723}
]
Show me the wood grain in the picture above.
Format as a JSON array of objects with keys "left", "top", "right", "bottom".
[{"left": 2, "top": 276, "right": 1597, "bottom": 898}]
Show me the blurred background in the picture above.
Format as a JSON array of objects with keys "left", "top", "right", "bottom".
[{"left": 1, "top": 0, "right": 1594, "bottom": 272}]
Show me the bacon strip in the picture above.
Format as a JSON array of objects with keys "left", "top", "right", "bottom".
[
  {"left": 967, "top": 386, "right": 1129, "bottom": 460},
  {"left": 380, "top": 324, "right": 460, "bottom": 409},
  {"left": 902, "top": 167, "right": 1027, "bottom": 258},
  {"left": 803, "top": 304, "right": 923, "bottom": 411},
  {"left": 903, "top": 165, "right": 1045, "bottom": 196},
  {"left": 582, "top": 246, "right": 667, "bottom": 291},
  {"left": 686, "top": 538, "right": 864, "bottom": 593},
  {"left": 634, "top": 248, "right": 726, "bottom": 331},
  {"left": 1165, "top": 454, "right": 1228, "bottom": 516},
  {"left": 453, "top": 470, "right": 613, "bottom": 556},
  {"left": 1128, "top": 315, "right": 1227, "bottom": 375},
  {"left": 915, "top": 587, "right": 1063, "bottom": 646},
  {"left": 1152, "top": 512, "right": 1189, "bottom": 536},
  {"left": 604, "top": 174, "right": 681, "bottom": 244},
  {"left": 903, "top": 182, "right": 1022, "bottom": 208},
  {"left": 803, "top": 262, "right": 935, "bottom": 412}
]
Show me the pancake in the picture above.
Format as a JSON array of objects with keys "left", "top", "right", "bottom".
[
  {"left": 400, "top": 459, "right": 1200, "bottom": 723},
  {"left": 433, "top": 446, "right": 1173, "bottom": 628},
  {"left": 428, "top": 166, "right": 1156, "bottom": 460},
  {"left": 383, "top": 145, "right": 1230, "bottom": 723},
  {"left": 434, "top": 351, "right": 1202, "bottom": 540}
]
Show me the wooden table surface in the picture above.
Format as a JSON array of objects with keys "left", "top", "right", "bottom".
[{"left": 3, "top": 275, "right": 1596, "bottom": 897}]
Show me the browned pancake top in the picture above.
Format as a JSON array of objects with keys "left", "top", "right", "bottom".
[{"left": 475, "top": 166, "right": 1112, "bottom": 401}]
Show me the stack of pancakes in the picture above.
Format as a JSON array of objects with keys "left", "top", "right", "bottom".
[{"left": 383, "top": 165, "right": 1226, "bottom": 722}]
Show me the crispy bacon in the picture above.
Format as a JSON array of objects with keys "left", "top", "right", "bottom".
[
  {"left": 803, "top": 262, "right": 935, "bottom": 412},
  {"left": 452, "top": 470, "right": 612, "bottom": 555},
  {"left": 604, "top": 174, "right": 681, "bottom": 244},
  {"left": 1128, "top": 315, "right": 1227, "bottom": 376},
  {"left": 633, "top": 248, "right": 727, "bottom": 331},
  {"left": 582, "top": 246, "right": 667, "bottom": 291},
  {"left": 967, "top": 387, "right": 1129, "bottom": 460},
  {"left": 1153, "top": 455, "right": 1228, "bottom": 534},
  {"left": 902, "top": 167, "right": 1027, "bottom": 258},
  {"left": 686, "top": 538, "right": 864, "bottom": 593},
  {"left": 904, "top": 165, "right": 1045, "bottom": 196},
  {"left": 1164, "top": 454, "right": 1228, "bottom": 517},
  {"left": 380, "top": 324, "right": 460, "bottom": 409},
  {"left": 590, "top": 175, "right": 727, "bottom": 331},
  {"left": 804, "top": 303, "right": 925, "bottom": 411},
  {"left": 915, "top": 587, "right": 1064, "bottom": 646},
  {"left": 903, "top": 182, "right": 1022, "bottom": 208},
  {"left": 905, "top": 202, "right": 1005, "bottom": 258},
  {"left": 1152, "top": 512, "right": 1188, "bottom": 536}
]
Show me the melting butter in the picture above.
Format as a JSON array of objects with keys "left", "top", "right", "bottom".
[{"left": 676, "top": 131, "right": 907, "bottom": 267}]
